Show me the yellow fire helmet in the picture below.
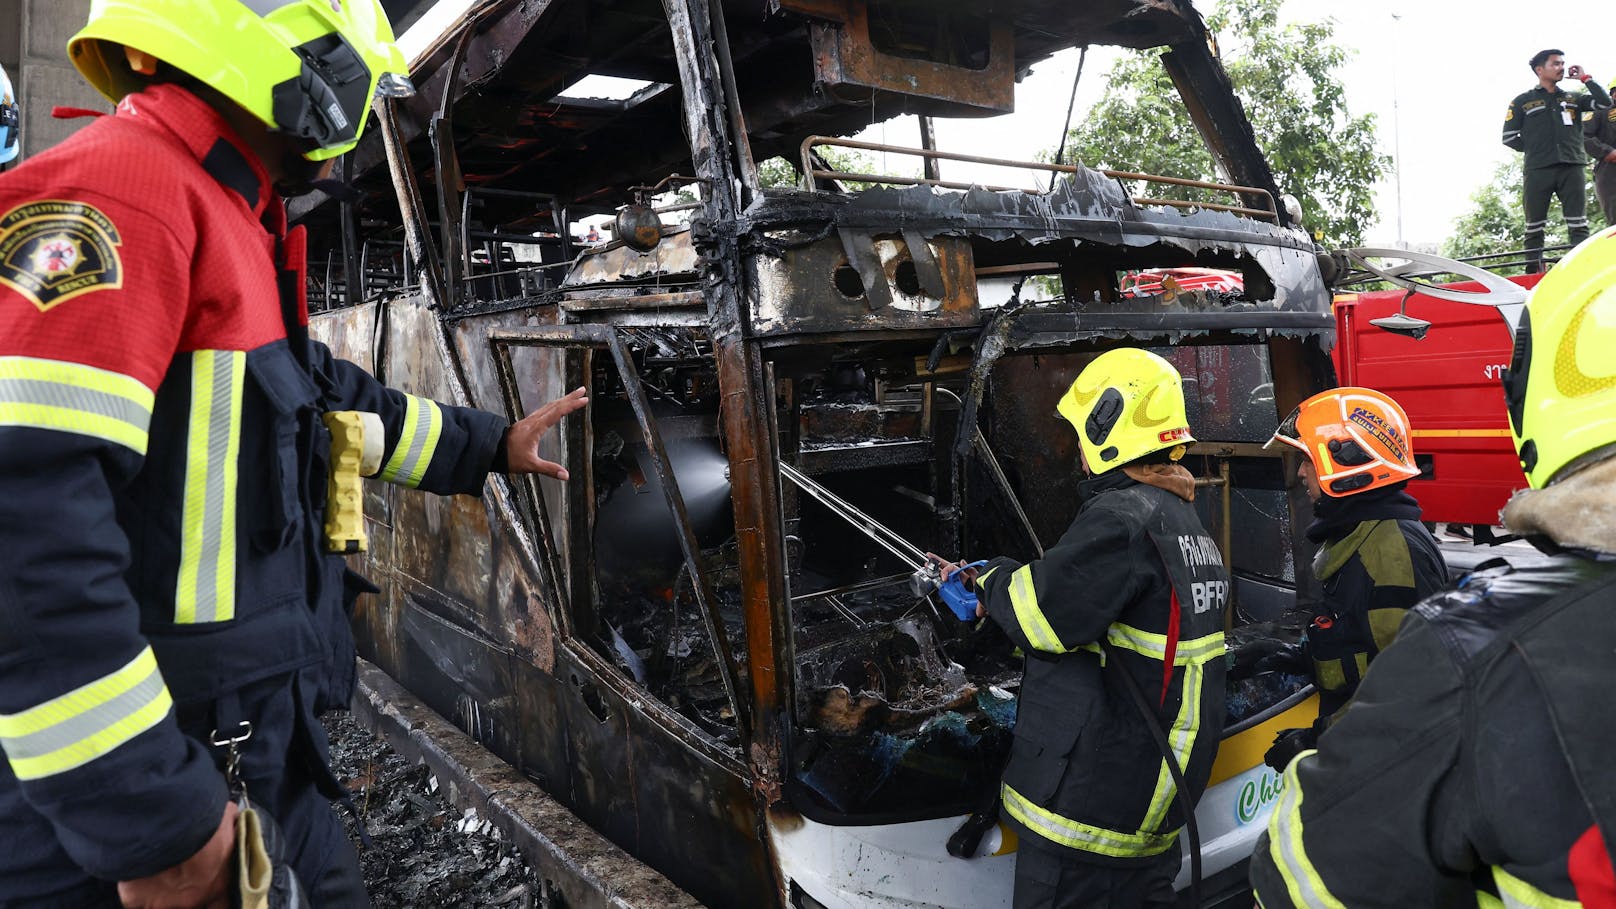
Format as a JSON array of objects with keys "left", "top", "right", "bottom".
[
  {"left": 1057, "top": 348, "right": 1194, "bottom": 474},
  {"left": 1503, "top": 224, "right": 1616, "bottom": 488},
  {"left": 68, "top": 0, "right": 414, "bottom": 161}
]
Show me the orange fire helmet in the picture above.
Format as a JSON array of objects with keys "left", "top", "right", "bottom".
[{"left": 1267, "top": 387, "right": 1419, "bottom": 497}]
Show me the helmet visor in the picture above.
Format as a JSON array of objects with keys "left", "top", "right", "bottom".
[{"left": 1266, "top": 404, "right": 1304, "bottom": 451}]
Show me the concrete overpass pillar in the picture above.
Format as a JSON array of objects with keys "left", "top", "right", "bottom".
[{"left": 3, "top": 0, "right": 109, "bottom": 164}]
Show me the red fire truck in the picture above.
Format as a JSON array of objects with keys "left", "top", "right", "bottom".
[{"left": 1331, "top": 263, "right": 1539, "bottom": 531}]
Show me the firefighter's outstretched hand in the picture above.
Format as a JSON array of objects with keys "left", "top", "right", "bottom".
[
  {"left": 117, "top": 800, "right": 238, "bottom": 909},
  {"left": 506, "top": 387, "right": 590, "bottom": 479}
]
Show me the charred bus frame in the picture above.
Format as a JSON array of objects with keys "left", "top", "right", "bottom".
[{"left": 297, "top": 1, "right": 1340, "bottom": 905}]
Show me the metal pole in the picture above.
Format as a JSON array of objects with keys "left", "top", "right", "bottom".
[
  {"left": 779, "top": 463, "right": 927, "bottom": 568},
  {"left": 375, "top": 98, "right": 447, "bottom": 310},
  {"left": 1391, "top": 13, "right": 1405, "bottom": 248},
  {"left": 936, "top": 387, "right": 1043, "bottom": 559},
  {"left": 708, "top": 0, "right": 762, "bottom": 200},
  {"left": 918, "top": 116, "right": 941, "bottom": 183}
]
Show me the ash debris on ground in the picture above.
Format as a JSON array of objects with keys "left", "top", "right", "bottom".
[{"left": 323, "top": 711, "right": 544, "bottom": 908}]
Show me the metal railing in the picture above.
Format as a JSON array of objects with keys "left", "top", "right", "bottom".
[
  {"left": 1332, "top": 242, "right": 1578, "bottom": 288},
  {"left": 798, "top": 135, "right": 1278, "bottom": 222}
]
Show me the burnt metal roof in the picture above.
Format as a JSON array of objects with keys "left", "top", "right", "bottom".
[{"left": 293, "top": 0, "right": 1260, "bottom": 231}]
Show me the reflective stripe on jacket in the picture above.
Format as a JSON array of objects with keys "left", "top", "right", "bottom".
[{"left": 1306, "top": 517, "right": 1445, "bottom": 715}]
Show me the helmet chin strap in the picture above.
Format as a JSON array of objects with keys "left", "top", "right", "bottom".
[
  {"left": 306, "top": 178, "right": 361, "bottom": 203},
  {"left": 273, "top": 161, "right": 330, "bottom": 198}
]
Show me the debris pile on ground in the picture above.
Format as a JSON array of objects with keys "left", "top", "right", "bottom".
[{"left": 323, "top": 711, "right": 543, "bottom": 908}]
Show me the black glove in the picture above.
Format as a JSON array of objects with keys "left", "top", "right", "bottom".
[
  {"left": 1227, "top": 639, "right": 1293, "bottom": 680},
  {"left": 1252, "top": 643, "right": 1309, "bottom": 677},
  {"left": 1263, "top": 727, "right": 1318, "bottom": 774}
]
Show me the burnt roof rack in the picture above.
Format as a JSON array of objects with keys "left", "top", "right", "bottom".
[{"left": 799, "top": 135, "right": 1279, "bottom": 222}]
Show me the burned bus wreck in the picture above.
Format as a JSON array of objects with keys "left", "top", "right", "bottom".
[{"left": 295, "top": 1, "right": 1337, "bottom": 905}]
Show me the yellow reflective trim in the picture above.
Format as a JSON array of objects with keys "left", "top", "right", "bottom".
[
  {"left": 0, "top": 647, "right": 172, "bottom": 780},
  {"left": 1002, "top": 783, "right": 1178, "bottom": 858},
  {"left": 378, "top": 394, "right": 443, "bottom": 488},
  {"left": 1106, "top": 622, "right": 1167, "bottom": 655},
  {"left": 378, "top": 394, "right": 419, "bottom": 483},
  {"left": 0, "top": 402, "right": 147, "bottom": 452},
  {"left": 1315, "top": 658, "right": 1347, "bottom": 691},
  {"left": 0, "top": 356, "right": 153, "bottom": 407},
  {"left": 1075, "top": 640, "right": 1105, "bottom": 664},
  {"left": 1494, "top": 867, "right": 1580, "bottom": 909},
  {"left": 1106, "top": 623, "right": 1225, "bottom": 665},
  {"left": 410, "top": 400, "right": 442, "bottom": 487},
  {"left": 1008, "top": 565, "right": 1062, "bottom": 653},
  {"left": 217, "top": 356, "right": 243, "bottom": 621},
  {"left": 1175, "top": 631, "right": 1226, "bottom": 664},
  {"left": 1142, "top": 658, "right": 1206, "bottom": 831},
  {"left": 176, "top": 351, "right": 243, "bottom": 624},
  {"left": 0, "top": 356, "right": 153, "bottom": 454},
  {"left": 8, "top": 689, "right": 172, "bottom": 781},
  {"left": 1266, "top": 750, "right": 1348, "bottom": 909}
]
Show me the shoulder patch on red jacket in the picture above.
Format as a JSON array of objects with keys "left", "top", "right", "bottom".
[{"left": 0, "top": 199, "right": 124, "bottom": 312}]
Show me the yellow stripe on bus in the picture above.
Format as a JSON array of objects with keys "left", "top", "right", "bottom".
[{"left": 1208, "top": 693, "right": 1321, "bottom": 788}]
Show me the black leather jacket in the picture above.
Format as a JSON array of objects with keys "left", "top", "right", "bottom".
[{"left": 1252, "top": 553, "right": 1616, "bottom": 907}]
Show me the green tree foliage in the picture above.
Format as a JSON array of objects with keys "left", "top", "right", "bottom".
[
  {"left": 1057, "top": 0, "right": 1385, "bottom": 247},
  {"left": 1443, "top": 157, "right": 1608, "bottom": 261},
  {"left": 758, "top": 155, "right": 805, "bottom": 189},
  {"left": 757, "top": 148, "right": 897, "bottom": 189}
]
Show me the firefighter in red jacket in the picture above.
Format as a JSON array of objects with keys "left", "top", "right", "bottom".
[{"left": 0, "top": 1, "right": 586, "bottom": 906}]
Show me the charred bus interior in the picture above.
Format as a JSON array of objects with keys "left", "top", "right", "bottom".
[{"left": 297, "top": 0, "right": 1342, "bottom": 905}]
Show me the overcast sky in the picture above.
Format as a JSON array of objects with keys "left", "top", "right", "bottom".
[{"left": 850, "top": 0, "right": 1609, "bottom": 246}]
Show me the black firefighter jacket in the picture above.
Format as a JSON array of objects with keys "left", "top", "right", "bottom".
[
  {"left": 1295, "top": 487, "right": 1447, "bottom": 718},
  {"left": 0, "top": 83, "right": 506, "bottom": 898},
  {"left": 978, "top": 466, "right": 1229, "bottom": 865},
  {"left": 1250, "top": 554, "right": 1616, "bottom": 908}
]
